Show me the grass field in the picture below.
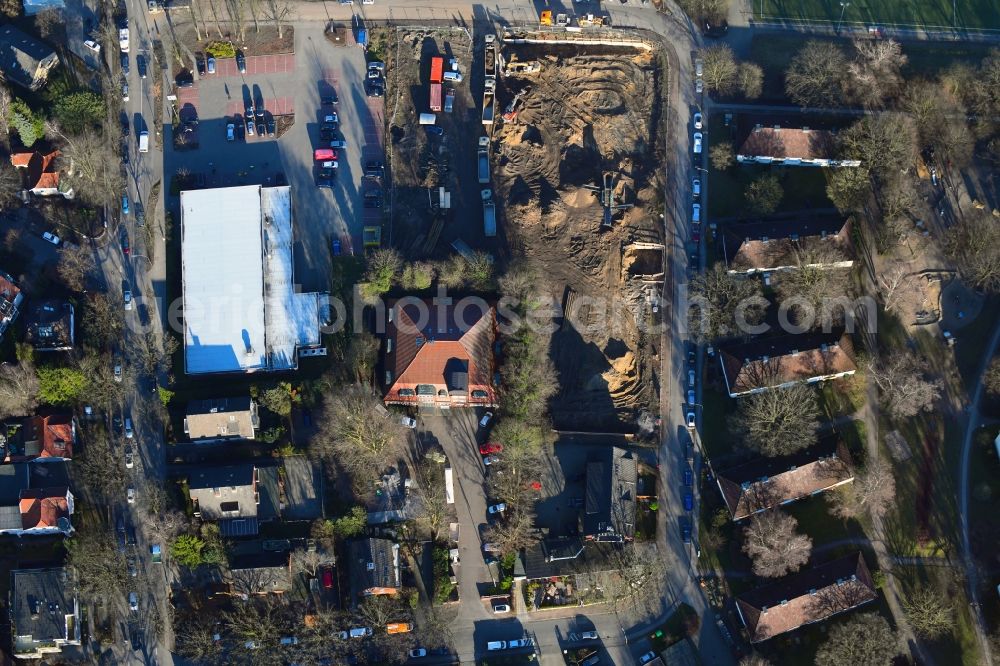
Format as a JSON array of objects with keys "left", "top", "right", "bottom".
[{"left": 756, "top": 0, "right": 1000, "bottom": 31}]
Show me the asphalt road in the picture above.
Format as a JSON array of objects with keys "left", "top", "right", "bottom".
[{"left": 94, "top": 1, "right": 734, "bottom": 663}]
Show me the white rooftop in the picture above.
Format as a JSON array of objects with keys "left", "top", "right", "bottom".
[{"left": 181, "top": 185, "right": 326, "bottom": 374}]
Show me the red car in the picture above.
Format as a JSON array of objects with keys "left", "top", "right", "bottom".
[
  {"left": 313, "top": 147, "right": 337, "bottom": 162},
  {"left": 692, "top": 229, "right": 700, "bottom": 243},
  {"left": 322, "top": 568, "right": 333, "bottom": 589},
  {"left": 479, "top": 442, "right": 503, "bottom": 455}
]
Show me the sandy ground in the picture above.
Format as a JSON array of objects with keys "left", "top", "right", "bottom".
[{"left": 493, "top": 43, "right": 667, "bottom": 432}]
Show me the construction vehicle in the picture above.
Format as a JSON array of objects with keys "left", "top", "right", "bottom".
[
  {"left": 556, "top": 13, "right": 571, "bottom": 27},
  {"left": 577, "top": 13, "right": 608, "bottom": 27},
  {"left": 504, "top": 57, "right": 541, "bottom": 76},
  {"left": 502, "top": 90, "right": 525, "bottom": 122},
  {"left": 484, "top": 34, "right": 497, "bottom": 82},
  {"left": 584, "top": 172, "right": 633, "bottom": 230},
  {"left": 482, "top": 189, "right": 497, "bottom": 237},
  {"left": 540, "top": 10, "right": 552, "bottom": 25},
  {"left": 430, "top": 56, "right": 444, "bottom": 83},
  {"left": 477, "top": 136, "right": 490, "bottom": 184},
  {"left": 482, "top": 78, "right": 495, "bottom": 125}
]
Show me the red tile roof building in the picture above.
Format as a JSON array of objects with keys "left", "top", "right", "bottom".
[
  {"left": 18, "top": 487, "right": 73, "bottom": 533},
  {"left": 9, "top": 150, "right": 72, "bottom": 198},
  {"left": 19, "top": 414, "right": 75, "bottom": 461},
  {"left": 737, "top": 126, "right": 861, "bottom": 168},
  {"left": 0, "top": 270, "right": 23, "bottom": 341},
  {"left": 382, "top": 298, "right": 498, "bottom": 407},
  {"left": 736, "top": 553, "right": 877, "bottom": 642},
  {"left": 719, "top": 332, "right": 857, "bottom": 398}
]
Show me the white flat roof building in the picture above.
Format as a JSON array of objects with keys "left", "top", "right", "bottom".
[{"left": 181, "top": 185, "right": 327, "bottom": 375}]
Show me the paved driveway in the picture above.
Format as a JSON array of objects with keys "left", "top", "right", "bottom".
[{"left": 282, "top": 456, "right": 322, "bottom": 520}]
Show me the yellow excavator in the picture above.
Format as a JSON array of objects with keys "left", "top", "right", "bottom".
[{"left": 539, "top": 10, "right": 553, "bottom": 25}]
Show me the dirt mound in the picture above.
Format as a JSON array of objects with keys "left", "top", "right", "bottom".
[{"left": 494, "top": 45, "right": 665, "bottom": 431}]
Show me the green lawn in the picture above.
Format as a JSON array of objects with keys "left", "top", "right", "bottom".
[
  {"left": 700, "top": 387, "right": 736, "bottom": 461},
  {"left": 708, "top": 162, "right": 833, "bottom": 220},
  {"left": 786, "top": 493, "right": 867, "bottom": 548},
  {"left": 756, "top": 0, "right": 1000, "bottom": 30}
]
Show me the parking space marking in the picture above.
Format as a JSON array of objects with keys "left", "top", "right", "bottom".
[
  {"left": 176, "top": 86, "right": 200, "bottom": 117},
  {"left": 224, "top": 97, "right": 294, "bottom": 117},
  {"left": 322, "top": 68, "right": 340, "bottom": 86},
  {"left": 212, "top": 54, "right": 296, "bottom": 78}
]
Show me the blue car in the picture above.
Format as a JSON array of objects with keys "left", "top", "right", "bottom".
[
  {"left": 680, "top": 517, "right": 692, "bottom": 544},
  {"left": 683, "top": 468, "right": 693, "bottom": 487},
  {"left": 332, "top": 238, "right": 341, "bottom": 256},
  {"left": 683, "top": 491, "right": 693, "bottom": 511},
  {"left": 425, "top": 125, "right": 444, "bottom": 136},
  {"left": 122, "top": 195, "right": 129, "bottom": 215}
]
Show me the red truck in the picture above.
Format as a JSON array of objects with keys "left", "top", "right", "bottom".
[
  {"left": 430, "top": 56, "right": 443, "bottom": 84},
  {"left": 429, "top": 83, "right": 442, "bottom": 112}
]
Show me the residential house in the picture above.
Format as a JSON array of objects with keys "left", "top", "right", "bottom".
[
  {"left": 719, "top": 332, "right": 857, "bottom": 398},
  {"left": 24, "top": 300, "right": 75, "bottom": 351},
  {"left": 582, "top": 447, "right": 637, "bottom": 542},
  {"left": 715, "top": 438, "right": 854, "bottom": 521},
  {"left": 10, "top": 568, "right": 81, "bottom": 658},
  {"left": 735, "top": 552, "right": 877, "bottom": 643},
  {"left": 13, "top": 487, "right": 73, "bottom": 535},
  {"left": 188, "top": 464, "right": 279, "bottom": 537},
  {"left": 10, "top": 151, "right": 72, "bottom": 199},
  {"left": 521, "top": 537, "right": 616, "bottom": 581},
  {"left": 0, "top": 25, "right": 59, "bottom": 91},
  {"left": 382, "top": 297, "right": 498, "bottom": 408},
  {"left": 17, "top": 414, "right": 75, "bottom": 462},
  {"left": 737, "top": 125, "right": 860, "bottom": 168},
  {"left": 184, "top": 397, "right": 260, "bottom": 443},
  {"left": 0, "top": 270, "right": 23, "bottom": 341},
  {"left": 227, "top": 552, "right": 292, "bottom": 596},
  {"left": 723, "top": 217, "right": 853, "bottom": 277},
  {"left": 347, "top": 538, "right": 400, "bottom": 601}
]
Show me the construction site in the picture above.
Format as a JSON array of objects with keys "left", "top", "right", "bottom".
[{"left": 386, "top": 26, "right": 668, "bottom": 432}]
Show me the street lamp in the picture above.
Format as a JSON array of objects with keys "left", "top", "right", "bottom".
[{"left": 836, "top": 2, "right": 850, "bottom": 35}]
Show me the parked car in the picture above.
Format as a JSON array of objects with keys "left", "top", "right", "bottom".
[
  {"left": 693, "top": 112, "right": 702, "bottom": 129},
  {"left": 125, "top": 446, "right": 134, "bottom": 469},
  {"left": 479, "top": 442, "right": 503, "bottom": 455},
  {"left": 123, "top": 290, "right": 133, "bottom": 311},
  {"left": 363, "top": 189, "right": 383, "bottom": 208},
  {"left": 236, "top": 51, "right": 246, "bottom": 73},
  {"left": 409, "top": 648, "right": 428, "bottom": 658},
  {"left": 443, "top": 70, "right": 463, "bottom": 82},
  {"left": 692, "top": 178, "right": 701, "bottom": 196},
  {"left": 680, "top": 517, "right": 692, "bottom": 543},
  {"left": 695, "top": 78, "right": 703, "bottom": 93},
  {"left": 42, "top": 231, "right": 60, "bottom": 245},
  {"left": 316, "top": 166, "right": 334, "bottom": 188},
  {"left": 425, "top": 125, "right": 444, "bottom": 136},
  {"left": 695, "top": 59, "right": 703, "bottom": 77},
  {"left": 487, "top": 503, "right": 506, "bottom": 515},
  {"left": 127, "top": 486, "right": 136, "bottom": 503},
  {"left": 322, "top": 92, "right": 339, "bottom": 106},
  {"left": 137, "top": 54, "right": 147, "bottom": 78},
  {"left": 226, "top": 123, "right": 235, "bottom": 141},
  {"left": 114, "top": 364, "right": 123, "bottom": 382},
  {"left": 692, "top": 203, "right": 701, "bottom": 223},
  {"left": 176, "top": 70, "right": 194, "bottom": 87},
  {"left": 348, "top": 627, "right": 372, "bottom": 639},
  {"left": 125, "top": 417, "right": 134, "bottom": 438},
  {"left": 196, "top": 57, "right": 205, "bottom": 75},
  {"left": 493, "top": 604, "right": 510, "bottom": 613},
  {"left": 581, "top": 631, "right": 598, "bottom": 639},
  {"left": 314, "top": 148, "right": 337, "bottom": 162},
  {"left": 135, "top": 202, "right": 145, "bottom": 227},
  {"left": 128, "top": 592, "right": 139, "bottom": 611},
  {"left": 121, "top": 234, "right": 130, "bottom": 256},
  {"left": 126, "top": 554, "right": 137, "bottom": 576},
  {"left": 693, "top": 132, "right": 703, "bottom": 153},
  {"left": 639, "top": 651, "right": 656, "bottom": 665},
  {"left": 121, "top": 53, "right": 130, "bottom": 74},
  {"left": 84, "top": 39, "right": 101, "bottom": 53},
  {"left": 364, "top": 161, "right": 385, "bottom": 179},
  {"left": 483, "top": 455, "right": 499, "bottom": 466},
  {"left": 206, "top": 56, "right": 216, "bottom": 73},
  {"left": 322, "top": 568, "right": 334, "bottom": 589},
  {"left": 683, "top": 491, "right": 693, "bottom": 511},
  {"left": 122, "top": 195, "right": 129, "bottom": 216},
  {"left": 687, "top": 389, "right": 696, "bottom": 405},
  {"left": 332, "top": 238, "right": 342, "bottom": 255},
  {"left": 121, "top": 81, "right": 129, "bottom": 102},
  {"left": 692, "top": 228, "right": 700, "bottom": 243},
  {"left": 487, "top": 641, "right": 507, "bottom": 651},
  {"left": 246, "top": 116, "right": 255, "bottom": 136},
  {"left": 365, "top": 80, "right": 384, "bottom": 97},
  {"left": 683, "top": 468, "right": 693, "bottom": 486},
  {"left": 400, "top": 416, "right": 417, "bottom": 428},
  {"left": 480, "top": 412, "right": 494, "bottom": 427},
  {"left": 330, "top": 139, "right": 347, "bottom": 148},
  {"left": 266, "top": 118, "right": 275, "bottom": 136}
]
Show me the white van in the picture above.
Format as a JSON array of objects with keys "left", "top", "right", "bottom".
[
  {"left": 418, "top": 113, "right": 437, "bottom": 125},
  {"left": 443, "top": 71, "right": 463, "bottom": 83},
  {"left": 349, "top": 627, "right": 372, "bottom": 639},
  {"left": 125, "top": 418, "right": 134, "bottom": 439},
  {"left": 138, "top": 130, "right": 149, "bottom": 153},
  {"left": 487, "top": 641, "right": 507, "bottom": 651}
]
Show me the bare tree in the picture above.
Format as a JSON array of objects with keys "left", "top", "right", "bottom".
[
  {"left": 483, "top": 506, "right": 538, "bottom": 557},
  {"left": 0, "top": 160, "right": 20, "bottom": 209},
  {"left": 700, "top": 45, "right": 738, "bottom": 95},
  {"left": 876, "top": 266, "right": 913, "bottom": 313},
  {"left": 56, "top": 245, "right": 95, "bottom": 292},
  {"left": 0, "top": 360, "right": 39, "bottom": 418},
  {"left": 261, "top": 0, "right": 293, "bottom": 38},
  {"left": 903, "top": 585, "right": 954, "bottom": 638},
  {"left": 66, "top": 529, "right": 129, "bottom": 600},
  {"left": 224, "top": 602, "right": 284, "bottom": 656},
  {"left": 785, "top": 40, "right": 849, "bottom": 107},
  {"left": 144, "top": 509, "right": 189, "bottom": 543},
  {"left": 985, "top": 356, "right": 1000, "bottom": 397},
  {"left": 55, "top": 128, "right": 125, "bottom": 207},
  {"left": 736, "top": 62, "right": 763, "bottom": 100},
  {"left": 944, "top": 210, "right": 1000, "bottom": 293},
  {"left": 709, "top": 142, "right": 735, "bottom": 170},
  {"left": 357, "top": 594, "right": 409, "bottom": 629},
  {"left": 345, "top": 332, "right": 379, "bottom": 383},
  {"left": 81, "top": 293, "right": 125, "bottom": 352},
  {"left": 730, "top": 382, "right": 820, "bottom": 457},
  {"left": 866, "top": 356, "right": 942, "bottom": 419},
  {"left": 229, "top": 566, "right": 284, "bottom": 597},
  {"left": 33, "top": 7, "right": 61, "bottom": 38},
  {"left": 838, "top": 113, "right": 917, "bottom": 181},
  {"left": 774, "top": 265, "right": 853, "bottom": 329},
  {"left": 315, "top": 386, "right": 406, "bottom": 488},
  {"left": 409, "top": 461, "right": 449, "bottom": 542},
  {"left": 289, "top": 548, "right": 323, "bottom": 578},
  {"left": 586, "top": 544, "right": 665, "bottom": 620},
  {"left": 740, "top": 656, "right": 774, "bottom": 666},
  {"left": 742, "top": 510, "right": 812, "bottom": 578},
  {"left": 815, "top": 612, "right": 899, "bottom": 666},
  {"left": 688, "top": 263, "right": 766, "bottom": 343},
  {"left": 848, "top": 38, "right": 907, "bottom": 108},
  {"left": 830, "top": 456, "right": 896, "bottom": 521}
]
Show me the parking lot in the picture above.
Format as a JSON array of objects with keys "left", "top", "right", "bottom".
[{"left": 164, "top": 24, "right": 383, "bottom": 293}]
